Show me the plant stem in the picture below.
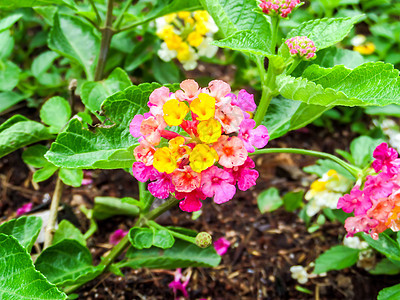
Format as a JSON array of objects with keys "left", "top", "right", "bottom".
[
  {"left": 270, "top": 17, "right": 280, "bottom": 53},
  {"left": 64, "top": 196, "right": 181, "bottom": 294},
  {"left": 147, "top": 220, "right": 196, "bottom": 244},
  {"left": 113, "top": 0, "right": 133, "bottom": 30},
  {"left": 88, "top": 0, "right": 102, "bottom": 25},
  {"left": 117, "top": 18, "right": 151, "bottom": 33},
  {"left": 44, "top": 176, "right": 64, "bottom": 249},
  {"left": 286, "top": 58, "right": 301, "bottom": 75},
  {"left": 251, "top": 148, "right": 362, "bottom": 178},
  {"left": 94, "top": 0, "right": 115, "bottom": 81}
]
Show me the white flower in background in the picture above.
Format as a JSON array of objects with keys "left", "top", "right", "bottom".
[
  {"left": 376, "top": 119, "right": 400, "bottom": 153},
  {"left": 305, "top": 169, "right": 353, "bottom": 217},
  {"left": 351, "top": 34, "right": 366, "bottom": 46},
  {"left": 290, "top": 265, "right": 309, "bottom": 284},
  {"left": 155, "top": 10, "right": 219, "bottom": 70},
  {"left": 343, "top": 236, "right": 368, "bottom": 250}
]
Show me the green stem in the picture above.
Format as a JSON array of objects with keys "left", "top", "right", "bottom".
[
  {"left": 64, "top": 197, "right": 181, "bottom": 294},
  {"left": 270, "top": 17, "right": 280, "bottom": 53},
  {"left": 113, "top": 0, "right": 133, "bottom": 30},
  {"left": 94, "top": 0, "right": 115, "bottom": 81},
  {"left": 44, "top": 176, "right": 64, "bottom": 249},
  {"left": 88, "top": 0, "right": 102, "bottom": 25},
  {"left": 286, "top": 58, "right": 301, "bottom": 75},
  {"left": 117, "top": 18, "right": 151, "bottom": 33},
  {"left": 147, "top": 220, "right": 196, "bottom": 244},
  {"left": 251, "top": 148, "right": 362, "bottom": 178}
]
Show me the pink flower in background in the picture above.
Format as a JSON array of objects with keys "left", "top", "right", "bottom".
[
  {"left": 231, "top": 89, "right": 257, "bottom": 112},
  {"left": 109, "top": 229, "right": 128, "bottom": 245},
  {"left": 214, "top": 237, "right": 230, "bottom": 256},
  {"left": 169, "top": 268, "right": 190, "bottom": 299},
  {"left": 81, "top": 170, "right": 93, "bottom": 186},
  {"left": 16, "top": 202, "right": 33, "bottom": 216}
]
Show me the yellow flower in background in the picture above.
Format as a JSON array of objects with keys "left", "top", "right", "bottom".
[
  {"left": 194, "top": 11, "right": 209, "bottom": 22},
  {"left": 163, "top": 99, "right": 189, "bottom": 126},
  {"left": 353, "top": 42, "right": 376, "bottom": 55},
  {"left": 176, "top": 42, "right": 191, "bottom": 61},
  {"left": 153, "top": 147, "right": 177, "bottom": 174},
  {"left": 190, "top": 93, "right": 216, "bottom": 121},
  {"left": 164, "top": 13, "right": 177, "bottom": 23},
  {"left": 189, "top": 144, "right": 219, "bottom": 172},
  {"left": 197, "top": 118, "right": 222, "bottom": 144},
  {"left": 187, "top": 31, "right": 204, "bottom": 47}
]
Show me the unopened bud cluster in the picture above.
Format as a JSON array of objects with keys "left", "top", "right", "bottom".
[
  {"left": 195, "top": 232, "right": 212, "bottom": 248},
  {"left": 285, "top": 36, "right": 317, "bottom": 60},
  {"left": 259, "top": 0, "right": 301, "bottom": 18}
]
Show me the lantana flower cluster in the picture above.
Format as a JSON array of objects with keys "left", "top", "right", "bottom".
[
  {"left": 156, "top": 11, "right": 218, "bottom": 70},
  {"left": 337, "top": 143, "right": 400, "bottom": 240},
  {"left": 258, "top": 0, "right": 301, "bottom": 18},
  {"left": 305, "top": 169, "right": 353, "bottom": 217},
  {"left": 130, "top": 79, "right": 269, "bottom": 212},
  {"left": 285, "top": 36, "right": 317, "bottom": 60}
]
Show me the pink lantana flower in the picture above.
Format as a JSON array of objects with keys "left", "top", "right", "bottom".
[
  {"left": 344, "top": 215, "right": 379, "bottom": 237},
  {"left": 213, "top": 237, "right": 230, "bottom": 256},
  {"left": 175, "top": 79, "right": 201, "bottom": 102},
  {"left": 16, "top": 202, "right": 33, "bottom": 216},
  {"left": 134, "top": 140, "right": 156, "bottom": 166},
  {"left": 337, "top": 185, "right": 372, "bottom": 216},
  {"left": 364, "top": 173, "right": 396, "bottom": 201},
  {"left": 148, "top": 173, "right": 175, "bottom": 199},
  {"left": 201, "top": 166, "right": 236, "bottom": 204},
  {"left": 132, "top": 162, "right": 160, "bottom": 182},
  {"left": 213, "top": 136, "right": 247, "bottom": 168},
  {"left": 238, "top": 119, "right": 269, "bottom": 153},
  {"left": 372, "top": 142, "right": 399, "bottom": 175},
  {"left": 226, "top": 157, "right": 259, "bottom": 191},
  {"left": 169, "top": 268, "right": 191, "bottom": 299},
  {"left": 207, "top": 80, "right": 231, "bottom": 105},
  {"left": 172, "top": 166, "right": 201, "bottom": 193},
  {"left": 148, "top": 86, "right": 172, "bottom": 116},
  {"left": 109, "top": 229, "right": 128, "bottom": 245},
  {"left": 215, "top": 103, "right": 244, "bottom": 134},
  {"left": 231, "top": 89, "right": 257, "bottom": 112},
  {"left": 176, "top": 189, "right": 207, "bottom": 212}
]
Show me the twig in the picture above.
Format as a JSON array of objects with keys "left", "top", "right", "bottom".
[{"left": 44, "top": 176, "right": 64, "bottom": 249}]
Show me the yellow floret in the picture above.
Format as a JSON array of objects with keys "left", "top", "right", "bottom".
[
  {"left": 187, "top": 31, "right": 204, "bottom": 47},
  {"left": 195, "top": 22, "right": 208, "bottom": 36},
  {"left": 194, "top": 11, "right": 209, "bottom": 22},
  {"left": 353, "top": 42, "right": 375, "bottom": 55},
  {"left": 163, "top": 99, "right": 189, "bottom": 126},
  {"left": 164, "top": 13, "right": 177, "bottom": 23},
  {"left": 197, "top": 119, "right": 222, "bottom": 144},
  {"left": 176, "top": 42, "right": 191, "bottom": 61},
  {"left": 165, "top": 33, "right": 184, "bottom": 50},
  {"left": 178, "top": 11, "right": 191, "bottom": 19},
  {"left": 190, "top": 93, "right": 216, "bottom": 121},
  {"left": 189, "top": 144, "right": 218, "bottom": 172},
  {"left": 153, "top": 147, "right": 177, "bottom": 174},
  {"left": 310, "top": 180, "right": 327, "bottom": 192}
]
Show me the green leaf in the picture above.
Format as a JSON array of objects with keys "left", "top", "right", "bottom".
[
  {"left": 0, "top": 91, "right": 25, "bottom": 113},
  {"left": 350, "top": 136, "right": 385, "bottom": 167},
  {"left": 81, "top": 67, "right": 132, "bottom": 117},
  {"left": 48, "top": 13, "right": 100, "bottom": 81},
  {"left": 277, "top": 62, "right": 400, "bottom": 107},
  {"left": 0, "top": 234, "right": 66, "bottom": 299},
  {"left": 0, "top": 115, "right": 53, "bottom": 159},
  {"left": 257, "top": 187, "right": 283, "bottom": 213},
  {"left": 0, "top": 216, "right": 42, "bottom": 252},
  {"left": 22, "top": 144, "right": 49, "bottom": 168},
  {"left": 363, "top": 233, "right": 400, "bottom": 262},
  {"left": 129, "top": 227, "right": 155, "bottom": 250},
  {"left": 40, "top": 96, "right": 71, "bottom": 133},
  {"left": 365, "top": 105, "right": 400, "bottom": 117},
  {"left": 303, "top": 159, "right": 355, "bottom": 180},
  {"left": 378, "top": 284, "right": 400, "bottom": 300},
  {"left": 0, "top": 0, "right": 75, "bottom": 9},
  {"left": 369, "top": 258, "right": 400, "bottom": 275},
  {"left": 0, "top": 30, "right": 14, "bottom": 60},
  {"left": 46, "top": 83, "right": 176, "bottom": 169},
  {"left": 59, "top": 168, "right": 83, "bottom": 187},
  {"left": 53, "top": 220, "right": 85, "bottom": 246},
  {"left": 314, "top": 245, "right": 360, "bottom": 274},
  {"left": 212, "top": 29, "right": 272, "bottom": 57},
  {"left": 115, "top": 239, "right": 221, "bottom": 270},
  {"left": 152, "top": 57, "right": 181, "bottom": 84},
  {"left": 93, "top": 196, "right": 140, "bottom": 220},
  {"left": 286, "top": 15, "right": 363, "bottom": 51},
  {"left": 263, "top": 96, "right": 330, "bottom": 140},
  {"left": 283, "top": 190, "right": 304, "bottom": 212},
  {"left": 0, "top": 61, "right": 20, "bottom": 91},
  {"left": 31, "top": 51, "right": 60, "bottom": 79},
  {"left": 33, "top": 164, "right": 59, "bottom": 182},
  {"left": 0, "top": 13, "right": 22, "bottom": 33},
  {"left": 35, "top": 239, "right": 104, "bottom": 287},
  {"left": 153, "top": 229, "right": 175, "bottom": 249}
]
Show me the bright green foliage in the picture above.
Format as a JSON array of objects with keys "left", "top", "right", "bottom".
[
  {"left": 22, "top": 145, "right": 58, "bottom": 183},
  {"left": 93, "top": 196, "right": 140, "bottom": 220},
  {"left": 114, "top": 239, "right": 221, "bottom": 270},
  {"left": 48, "top": 14, "right": 100, "bottom": 80},
  {"left": 0, "top": 0, "right": 75, "bottom": 9},
  {"left": 349, "top": 136, "right": 385, "bottom": 167},
  {"left": 0, "top": 91, "right": 25, "bottom": 113},
  {"left": 370, "top": 259, "right": 400, "bottom": 275},
  {"left": 45, "top": 83, "right": 174, "bottom": 169},
  {"left": 277, "top": 62, "right": 400, "bottom": 107},
  {"left": 31, "top": 51, "right": 62, "bottom": 86},
  {"left": 81, "top": 68, "right": 132, "bottom": 118},
  {"left": 0, "top": 61, "right": 20, "bottom": 91},
  {"left": 378, "top": 284, "right": 400, "bottom": 300},
  {"left": 35, "top": 239, "right": 104, "bottom": 287},
  {"left": 40, "top": 96, "right": 71, "bottom": 133},
  {"left": 257, "top": 187, "right": 283, "bottom": 213},
  {"left": 53, "top": 220, "right": 86, "bottom": 246},
  {"left": 0, "top": 216, "right": 42, "bottom": 252},
  {"left": 58, "top": 168, "right": 83, "bottom": 187},
  {"left": 0, "top": 115, "right": 53, "bottom": 159},
  {"left": 283, "top": 190, "right": 304, "bottom": 212},
  {"left": 0, "top": 13, "right": 22, "bottom": 33},
  {"left": 0, "top": 31, "right": 13, "bottom": 61},
  {"left": 286, "top": 15, "right": 363, "bottom": 51},
  {"left": 129, "top": 227, "right": 175, "bottom": 249},
  {"left": 363, "top": 233, "right": 400, "bottom": 262},
  {"left": 0, "top": 234, "right": 66, "bottom": 300},
  {"left": 314, "top": 245, "right": 360, "bottom": 274}
]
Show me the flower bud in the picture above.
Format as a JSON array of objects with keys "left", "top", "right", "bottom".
[
  {"left": 195, "top": 232, "right": 212, "bottom": 248},
  {"left": 285, "top": 36, "right": 317, "bottom": 60},
  {"left": 259, "top": 0, "right": 301, "bottom": 18}
]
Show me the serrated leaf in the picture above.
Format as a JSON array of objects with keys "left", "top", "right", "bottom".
[
  {"left": 153, "top": 229, "right": 175, "bottom": 249},
  {"left": 46, "top": 83, "right": 176, "bottom": 169},
  {"left": 277, "top": 62, "right": 400, "bottom": 107},
  {"left": 115, "top": 239, "right": 221, "bottom": 270},
  {"left": 0, "top": 0, "right": 75, "bottom": 9},
  {"left": 48, "top": 13, "right": 99, "bottom": 81},
  {"left": 0, "top": 13, "right": 22, "bottom": 33},
  {"left": 81, "top": 68, "right": 132, "bottom": 117},
  {"left": 93, "top": 196, "right": 140, "bottom": 220},
  {"left": 0, "top": 115, "right": 53, "bottom": 159},
  {"left": 314, "top": 245, "right": 359, "bottom": 274},
  {"left": 0, "top": 216, "right": 42, "bottom": 252},
  {"left": 378, "top": 284, "right": 400, "bottom": 300},
  {"left": 53, "top": 220, "right": 85, "bottom": 246},
  {"left": 0, "top": 234, "right": 66, "bottom": 299},
  {"left": 0, "top": 91, "right": 25, "bottom": 113},
  {"left": 35, "top": 239, "right": 104, "bottom": 287},
  {"left": 287, "top": 15, "right": 363, "bottom": 51},
  {"left": 0, "top": 61, "right": 20, "bottom": 91},
  {"left": 129, "top": 227, "right": 155, "bottom": 250},
  {"left": 257, "top": 187, "right": 283, "bottom": 213},
  {"left": 40, "top": 96, "right": 71, "bottom": 133}
]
